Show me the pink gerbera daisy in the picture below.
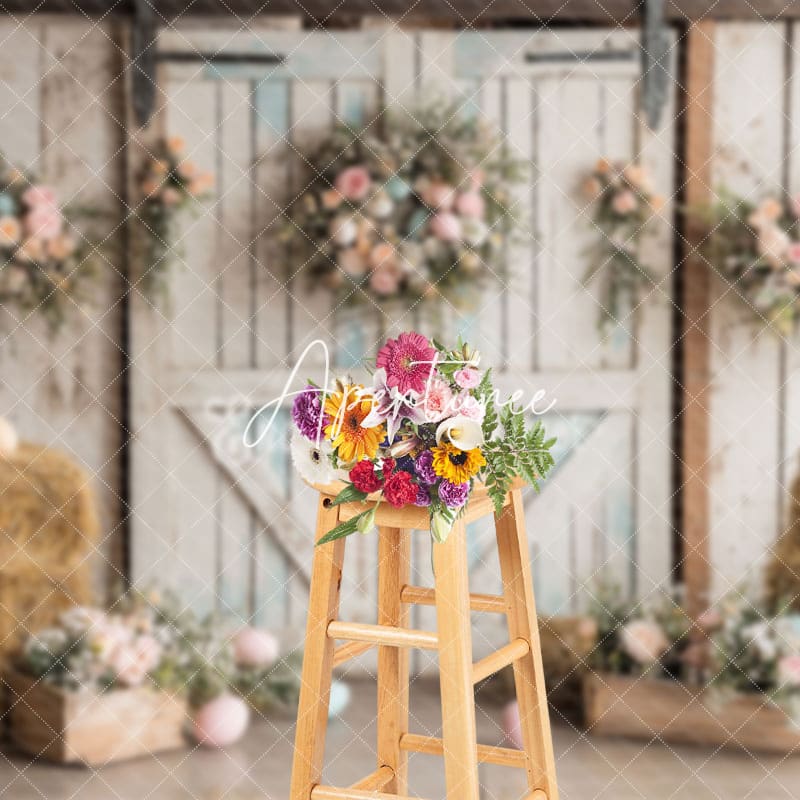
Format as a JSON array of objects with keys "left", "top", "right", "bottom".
[{"left": 376, "top": 332, "right": 436, "bottom": 395}]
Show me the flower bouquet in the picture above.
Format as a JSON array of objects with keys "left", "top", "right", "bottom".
[
  {"left": 0, "top": 158, "right": 95, "bottom": 329},
  {"left": 285, "top": 105, "right": 524, "bottom": 306},
  {"left": 701, "top": 192, "right": 800, "bottom": 333},
  {"left": 582, "top": 159, "right": 663, "bottom": 327},
  {"left": 289, "top": 332, "right": 556, "bottom": 545},
  {"left": 138, "top": 136, "right": 214, "bottom": 298}
]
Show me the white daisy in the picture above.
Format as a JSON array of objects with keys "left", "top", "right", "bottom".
[{"left": 290, "top": 430, "right": 336, "bottom": 485}]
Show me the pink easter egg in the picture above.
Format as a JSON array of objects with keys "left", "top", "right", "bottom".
[
  {"left": 502, "top": 700, "right": 523, "bottom": 750},
  {"left": 191, "top": 693, "right": 250, "bottom": 748},
  {"left": 430, "top": 212, "right": 462, "bottom": 242},
  {"left": 232, "top": 626, "right": 280, "bottom": 669}
]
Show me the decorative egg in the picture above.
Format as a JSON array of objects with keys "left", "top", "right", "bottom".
[
  {"left": 367, "top": 191, "right": 394, "bottom": 220},
  {"left": 502, "top": 700, "right": 523, "bottom": 750},
  {"left": 232, "top": 627, "right": 279, "bottom": 670},
  {"left": 0, "top": 417, "right": 19, "bottom": 459},
  {"left": 406, "top": 208, "right": 430, "bottom": 239},
  {"left": 385, "top": 176, "right": 411, "bottom": 202},
  {"left": 191, "top": 693, "right": 250, "bottom": 748},
  {"left": 330, "top": 216, "right": 357, "bottom": 247},
  {"left": 328, "top": 680, "right": 351, "bottom": 719}
]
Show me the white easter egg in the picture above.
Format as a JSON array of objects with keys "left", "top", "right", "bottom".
[{"left": 330, "top": 216, "right": 357, "bottom": 247}]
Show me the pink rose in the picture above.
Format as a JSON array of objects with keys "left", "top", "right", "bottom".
[
  {"left": 788, "top": 242, "right": 800, "bottom": 264},
  {"left": 334, "top": 166, "right": 371, "bottom": 202},
  {"left": 455, "top": 191, "right": 485, "bottom": 219},
  {"left": 161, "top": 187, "right": 182, "bottom": 207},
  {"left": 778, "top": 655, "right": 800, "bottom": 688},
  {"left": 469, "top": 169, "right": 484, "bottom": 190},
  {"left": 22, "top": 185, "right": 57, "bottom": 209},
  {"left": 24, "top": 206, "right": 62, "bottom": 240},
  {"left": 620, "top": 620, "right": 669, "bottom": 665},
  {"left": 612, "top": 190, "right": 637, "bottom": 215},
  {"left": 422, "top": 181, "right": 456, "bottom": 211},
  {"left": 420, "top": 377, "right": 453, "bottom": 423},
  {"left": 454, "top": 367, "right": 481, "bottom": 389},
  {"left": 369, "top": 265, "right": 399, "bottom": 296},
  {"left": 430, "top": 212, "right": 461, "bottom": 242},
  {"left": 453, "top": 393, "right": 485, "bottom": 423}
]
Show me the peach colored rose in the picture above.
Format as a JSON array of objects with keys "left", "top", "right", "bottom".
[
  {"left": 759, "top": 197, "right": 783, "bottom": 221},
  {"left": 338, "top": 247, "right": 367, "bottom": 276},
  {"left": 430, "top": 212, "right": 461, "bottom": 242},
  {"left": 595, "top": 158, "right": 612, "bottom": 175},
  {"left": 422, "top": 181, "right": 456, "bottom": 211},
  {"left": 455, "top": 191, "right": 485, "bottom": 219},
  {"left": 0, "top": 216, "right": 21, "bottom": 247},
  {"left": 161, "top": 187, "right": 182, "bottom": 207},
  {"left": 620, "top": 620, "right": 669, "bottom": 665},
  {"left": 369, "top": 265, "right": 399, "bottom": 295},
  {"left": 167, "top": 135, "right": 185, "bottom": 154},
  {"left": 47, "top": 234, "right": 76, "bottom": 261},
  {"left": 141, "top": 178, "right": 160, "bottom": 198},
  {"left": 369, "top": 242, "right": 396, "bottom": 270},
  {"left": 189, "top": 172, "right": 214, "bottom": 195},
  {"left": 322, "top": 189, "right": 343, "bottom": 210},
  {"left": 758, "top": 225, "right": 791, "bottom": 268},
  {"left": 25, "top": 206, "right": 62, "bottom": 240},
  {"left": 582, "top": 177, "right": 603, "bottom": 201},
  {"left": 178, "top": 160, "right": 196, "bottom": 179},
  {"left": 151, "top": 159, "right": 169, "bottom": 176},
  {"left": 334, "top": 166, "right": 371, "bottom": 202},
  {"left": 788, "top": 242, "right": 800, "bottom": 264}
]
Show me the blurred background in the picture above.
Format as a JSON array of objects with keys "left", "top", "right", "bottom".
[{"left": 1, "top": 2, "right": 800, "bottom": 799}]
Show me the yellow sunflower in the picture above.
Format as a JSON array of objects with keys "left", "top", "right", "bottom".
[
  {"left": 431, "top": 443, "right": 486, "bottom": 484},
  {"left": 324, "top": 385, "right": 385, "bottom": 463}
]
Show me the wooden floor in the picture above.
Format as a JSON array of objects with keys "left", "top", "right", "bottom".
[{"left": 2, "top": 679, "right": 799, "bottom": 800}]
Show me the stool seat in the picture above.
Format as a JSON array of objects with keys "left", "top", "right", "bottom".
[{"left": 289, "top": 483, "right": 559, "bottom": 800}]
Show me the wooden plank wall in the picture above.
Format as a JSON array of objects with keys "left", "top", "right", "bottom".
[
  {"left": 0, "top": 17, "right": 124, "bottom": 594},
  {"left": 707, "top": 21, "right": 800, "bottom": 603}
]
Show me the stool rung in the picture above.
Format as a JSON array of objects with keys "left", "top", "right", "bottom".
[
  {"left": 332, "top": 640, "right": 374, "bottom": 667},
  {"left": 472, "top": 638, "right": 530, "bottom": 684},
  {"left": 525, "top": 792, "right": 548, "bottom": 800},
  {"left": 350, "top": 765, "right": 394, "bottom": 791},
  {"left": 400, "top": 585, "right": 507, "bottom": 614},
  {"left": 399, "top": 733, "right": 528, "bottom": 768},
  {"left": 327, "top": 620, "right": 438, "bottom": 650},
  {"left": 311, "top": 788, "right": 423, "bottom": 800}
]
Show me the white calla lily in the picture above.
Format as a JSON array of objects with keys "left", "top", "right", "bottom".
[{"left": 435, "top": 415, "right": 484, "bottom": 450}]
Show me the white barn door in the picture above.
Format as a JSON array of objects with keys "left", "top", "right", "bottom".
[{"left": 129, "top": 25, "right": 676, "bottom": 664}]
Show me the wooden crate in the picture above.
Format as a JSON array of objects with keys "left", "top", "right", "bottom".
[
  {"left": 584, "top": 672, "right": 800, "bottom": 755},
  {"left": 5, "top": 670, "right": 187, "bottom": 765}
]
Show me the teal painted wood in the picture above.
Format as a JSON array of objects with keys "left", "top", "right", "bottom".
[{"left": 254, "top": 79, "right": 290, "bottom": 136}]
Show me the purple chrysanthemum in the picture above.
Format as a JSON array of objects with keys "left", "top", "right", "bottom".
[
  {"left": 414, "top": 450, "right": 437, "bottom": 485},
  {"left": 438, "top": 479, "right": 469, "bottom": 508},
  {"left": 292, "top": 385, "right": 327, "bottom": 442},
  {"left": 414, "top": 485, "right": 432, "bottom": 507}
]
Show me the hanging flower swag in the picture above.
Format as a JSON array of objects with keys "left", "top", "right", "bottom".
[
  {"left": 582, "top": 159, "right": 664, "bottom": 327},
  {"left": 0, "top": 157, "right": 98, "bottom": 331},
  {"left": 284, "top": 106, "right": 525, "bottom": 307},
  {"left": 701, "top": 191, "right": 800, "bottom": 334},
  {"left": 138, "top": 137, "right": 214, "bottom": 299}
]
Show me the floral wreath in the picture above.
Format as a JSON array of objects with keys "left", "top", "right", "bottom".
[
  {"left": 138, "top": 137, "right": 214, "bottom": 299},
  {"left": 582, "top": 159, "right": 664, "bottom": 328},
  {"left": 0, "top": 157, "right": 96, "bottom": 331},
  {"left": 703, "top": 191, "right": 800, "bottom": 334},
  {"left": 289, "top": 331, "right": 556, "bottom": 545},
  {"left": 285, "top": 106, "right": 524, "bottom": 308}
]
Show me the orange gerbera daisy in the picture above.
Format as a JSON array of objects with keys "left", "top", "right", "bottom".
[{"left": 324, "top": 384, "right": 385, "bottom": 463}]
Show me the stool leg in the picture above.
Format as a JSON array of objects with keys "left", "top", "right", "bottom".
[
  {"left": 433, "top": 518, "right": 481, "bottom": 800},
  {"left": 495, "top": 489, "right": 559, "bottom": 800},
  {"left": 376, "top": 527, "right": 411, "bottom": 794},
  {"left": 290, "top": 497, "right": 346, "bottom": 800}
]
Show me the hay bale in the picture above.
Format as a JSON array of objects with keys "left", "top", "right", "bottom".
[
  {"left": 0, "top": 442, "right": 99, "bottom": 661},
  {"left": 767, "top": 467, "right": 800, "bottom": 611}
]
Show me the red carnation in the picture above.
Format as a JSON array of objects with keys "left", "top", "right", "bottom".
[
  {"left": 349, "top": 460, "right": 383, "bottom": 493},
  {"left": 383, "top": 470, "right": 418, "bottom": 508},
  {"left": 380, "top": 457, "right": 396, "bottom": 476}
]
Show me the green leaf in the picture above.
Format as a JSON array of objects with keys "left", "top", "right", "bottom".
[
  {"left": 328, "top": 484, "right": 369, "bottom": 506},
  {"left": 316, "top": 509, "right": 373, "bottom": 545}
]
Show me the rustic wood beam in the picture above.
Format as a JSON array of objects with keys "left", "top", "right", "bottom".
[
  {"left": 4, "top": 0, "right": 800, "bottom": 22},
  {"left": 680, "top": 20, "right": 715, "bottom": 619}
]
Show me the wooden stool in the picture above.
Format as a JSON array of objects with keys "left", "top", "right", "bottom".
[{"left": 289, "top": 481, "right": 558, "bottom": 800}]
